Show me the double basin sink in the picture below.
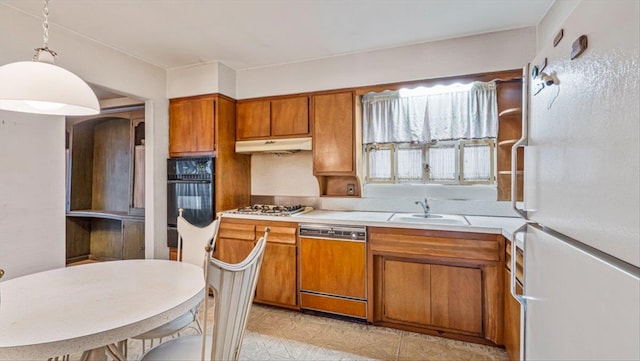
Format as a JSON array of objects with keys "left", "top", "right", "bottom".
[
  {"left": 387, "top": 213, "right": 469, "bottom": 226},
  {"left": 295, "top": 210, "right": 469, "bottom": 226}
]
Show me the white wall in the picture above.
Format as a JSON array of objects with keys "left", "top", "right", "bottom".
[
  {"left": 0, "top": 111, "right": 65, "bottom": 280},
  {"left": 537, "top": 0, "right": 581, "bottom": 52},
  {"left": 167, "top": 62, "right": 237, "bottom": 99},
  {"left": 239, "top": 27, "right": 537, "bottom": 216},
  {"left": 251, "top": 153, "right": 318, "bottom": 197},
  {"left": 237, "top": 27, "right": 536, "bottom": 99},
  {"left": 0, "top": 4, "right": 170, "bottom": 261}
]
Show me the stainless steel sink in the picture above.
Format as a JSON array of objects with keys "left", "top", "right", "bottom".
[{"left": 388, "top": 213, "right": 469, "bottom": 226}]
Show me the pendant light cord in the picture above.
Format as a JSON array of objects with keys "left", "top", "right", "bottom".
[
  {"left": 33, "top": 0, "right": 57, "bottom": 60},
  {"left": 42, "top": 0, "right": 49, "bottom": 47}
]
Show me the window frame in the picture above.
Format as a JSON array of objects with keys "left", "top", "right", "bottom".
[
  {"left": 364, "top": 139, "right": 496, "bottom": 185},
  {"left": 459, "top": 139, "right": 495, "bottom": 185},
  {"left": 425, "top": 140, "right": 458, "bottom": 184},
  {"left": 364, "top": 143, "right": 395, "bottom": 184}
]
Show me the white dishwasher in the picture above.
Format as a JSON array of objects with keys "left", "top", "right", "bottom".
[{"left": 298, "top": 224, "right": 367, "bottom": 319}]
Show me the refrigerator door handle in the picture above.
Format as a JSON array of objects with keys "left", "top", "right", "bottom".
[
  {"left": 510, "top": 223, "right": 528, "bottom": 308},
  {"left": 511, "top": 64, "right": 530, "bottom": 219}
]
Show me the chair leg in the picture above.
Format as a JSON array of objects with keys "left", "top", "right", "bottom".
[
  {"left": 117, "top": 340, "right": 127, "bottom": 358},
  {"left": 79, "top": 350, "right": 90, "bottom": 361},
  {"left": 194, "top": 318, "right": 203, "bottom": 334}
]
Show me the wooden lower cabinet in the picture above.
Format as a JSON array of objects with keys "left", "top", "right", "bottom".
[
  {"left": 369, "top": 227, "right": 504, "bottom": 345},
  {"left": 217, "top": 221, "right": 256, "bottom": 264},
  {"left": 504, "top": 238, "right": 523, "bottom": 360},
  {"left": 504, "top": 269, "right": 522, "bottom": 361},
  {"left": 122, "top": 219, "right": 145, "bottom": 259},
  {"left": 256, "top": 242, "right": 297, "bottom": 307},
  {"left": 215, "top": 218, "right": 299, "bottom": 309},
  {"left": 383, "top": 259, "right": 431, "bottom": 325},
  {"left": 431, "top": 264, "right": 483, "bottom": 334}
]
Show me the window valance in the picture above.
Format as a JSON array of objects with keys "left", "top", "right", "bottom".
[{"left": 362, "top": 81, "right": 498, "bottom": 144}]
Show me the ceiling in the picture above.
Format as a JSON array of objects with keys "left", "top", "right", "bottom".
[{"left": 1, "top": 0, "right": 554, "bottom": 71}]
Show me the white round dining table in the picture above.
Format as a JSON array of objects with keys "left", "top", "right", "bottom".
[{"left": 0, "top": 259, "right": 204, "bottom": 361}]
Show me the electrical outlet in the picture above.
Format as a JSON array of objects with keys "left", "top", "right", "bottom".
[{"left": 347, "top": 183, "right": 355, "bottom": 195}]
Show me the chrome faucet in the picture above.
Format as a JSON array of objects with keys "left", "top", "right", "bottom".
[{"left": 415, "top": 198, "right": 431, "bottom": 218}]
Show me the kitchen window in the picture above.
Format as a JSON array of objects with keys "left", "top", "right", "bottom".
[{"left": 363, "top": 82, "right": 497, "bottom": 185}]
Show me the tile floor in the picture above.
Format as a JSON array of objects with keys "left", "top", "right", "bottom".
[{"left": 119, "top": 299, "right": 509, "bottom": 361}]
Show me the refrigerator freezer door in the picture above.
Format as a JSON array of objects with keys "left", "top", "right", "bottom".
[
  {"left": 524, "top": 226, "right": 640, "bottom": 360},
  {"left": 524, "top": 0, "right": 639, "bottom": 267}
]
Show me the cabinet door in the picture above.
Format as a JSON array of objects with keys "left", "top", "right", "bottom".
[
  {"left": 216, "top": 238, "right": 255, "bottom": 264},
  {"left": 504, "top": 269, "right": 522, "bottom": 361},
  {"left": 169, "top": 99, "right": 193, "bottom": 155},
  {"left": 255, "top": 225, "right": 297, "bottom": 307},
  {"left": 122, "top": 219, "right": 145, "bottom": 259},
  {"left": 237, "top": 100, "right": 270, "bottom": 139},
  {"left": 431, "top": 264, "right": 483, "bottom": 334},
  {"left": 383, "top": 259, "right": 431, "bottom": 325},
  {"left": 312, "top": 92, "right": 354, "bottom": 174},
  {"left": 169, "top": 97, "right": 215, "bottom": 156},
  {"left": 271, "top": 97, "right": 309, "bottom": 137},
  {"left": 216, "top": 222, "right": 256, "bottom": 263},
  {"left": 255, "top": 242, "right": 297, "bottom": 307},
  {"left": 191, "top": 98, "right": 216, "bottom": 153}
]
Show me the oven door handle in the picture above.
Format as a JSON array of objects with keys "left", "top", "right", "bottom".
[{"left": 167, "top": 179, "right": 212, "bottom": 184}]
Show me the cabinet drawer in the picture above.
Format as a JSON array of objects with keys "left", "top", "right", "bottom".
[
  {"left": 219, "top": 223, "right": 255, "bottom": 241},
  {"left": 369, "top": 228, "right": 501, "bottom": 262},
  {"left": 265, "top": 226, "right": 296, "bottom": 245}
]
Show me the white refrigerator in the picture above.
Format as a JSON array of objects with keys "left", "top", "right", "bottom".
[{"left": 512, "top": 1, "right": 640, "bottom": 360}]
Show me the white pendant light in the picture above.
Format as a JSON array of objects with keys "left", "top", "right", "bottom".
[{"left": 0, "top": 0, "right": 99, "bottom": 116}]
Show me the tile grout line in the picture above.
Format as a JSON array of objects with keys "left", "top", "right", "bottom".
[{"left": 395, "top": 331, "right": 404, "bottom": 361}]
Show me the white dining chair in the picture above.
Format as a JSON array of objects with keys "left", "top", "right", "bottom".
[
  {"left": 139, "top": 227, "right": 270, "bottom": 361},
  {"left": 132, "top": 209, "right": 220, "bottom": 353}
]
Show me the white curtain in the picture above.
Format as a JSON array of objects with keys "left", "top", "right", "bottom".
[
  {"left": 362, "top": 91, "right": 429, "bottom": 144},
  {"left": 428, "top": 146, "right": 456, "bottom": 181},
  {"left": 462, "top": 144, "right": 491, "bottom": 181},
  {"left": 362, "top": 81, "right": 497, "bottom": 144},
  {"left": 368, "top": 147, "right": 392, "bottom": 180},
  {"left": 396, "top": 147, "right": 423, "bottom": 181}
]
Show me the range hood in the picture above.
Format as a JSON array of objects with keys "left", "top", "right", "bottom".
[{"left": 235, "top": 137, "right": 312, "bottom": 154}]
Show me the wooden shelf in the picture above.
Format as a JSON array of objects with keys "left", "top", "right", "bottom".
[
  {"left": 498, "top": 139, "right": 518, "bottom": 147},
  {"left": 499, "top": 108, "right": 522, "bottom": 117},
  {"left": 66, "top": 209, "right": 142, "bottom": 221}
]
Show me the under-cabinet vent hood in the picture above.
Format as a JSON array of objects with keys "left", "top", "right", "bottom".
[{"left": 235, "top": 137, "right": 312, "bottom": 154}]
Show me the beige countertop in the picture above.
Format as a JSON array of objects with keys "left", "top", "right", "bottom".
[{"left": 219, "top": 209, "right": 526, "bottom": 241}]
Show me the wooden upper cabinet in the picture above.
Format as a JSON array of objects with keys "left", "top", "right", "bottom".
[
  {"left": 237, "top": 100, "right": 270, "bottom": 139},
  {"left": 312, "top": 91, "right": 355, "bottom": 175},
  {"left": 271, "top": 97, "right": 309, "bottom": 137},
  {"left": 169, "top": 96, "right": 216, "bottom": 156},
  {"left": 236, "top": 96, "right": 309, "bottom": 140}
]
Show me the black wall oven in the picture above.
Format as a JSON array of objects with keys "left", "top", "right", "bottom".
[{"left": 167, "top": 157, "right": 215, "bottom": 248}]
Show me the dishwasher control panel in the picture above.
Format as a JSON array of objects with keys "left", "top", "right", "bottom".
[{"left": 299, "top": 224, "right": 366, "bottom": 241}]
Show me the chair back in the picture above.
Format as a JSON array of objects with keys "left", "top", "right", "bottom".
[
  {"left": 177, "top": 209, "right": 220, "bottom": 268},
  {"left": 201, "top": 227, "right": 269, "bottom": 361}
]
